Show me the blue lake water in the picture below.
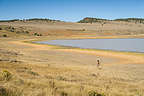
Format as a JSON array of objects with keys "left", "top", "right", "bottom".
[{"left": 36, "top": 39, "right": 144, "bottom": 53}]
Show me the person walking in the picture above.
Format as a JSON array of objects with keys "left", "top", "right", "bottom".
[{"left": 96, "top": 56, "right": 101, "bottom": 69}]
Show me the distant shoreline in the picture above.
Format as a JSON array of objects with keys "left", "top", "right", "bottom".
[{"left": 22, "top": 36, "right": 144, "bottom": 64}]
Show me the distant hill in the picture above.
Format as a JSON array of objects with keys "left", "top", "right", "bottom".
[
  {"left": 78, "top": 17, "right": 144, "bottom": 24},
  {"left": 25, "top": 18, "right": 62, "bottom": 22},
  {"left": 78, "top": 17, "right": 109, "bottom": 23},
  {"left": 114, "top": 18, "right": 144, "bottom": 23},
  {"left": 1, "top": 17, "right": 144, "bottom": 24},
  {"left": 0, "top": 18, "right": 62, "bottom": 23},
  {"left": 0, "top": 19, "right": 20, "bottom": 22}
]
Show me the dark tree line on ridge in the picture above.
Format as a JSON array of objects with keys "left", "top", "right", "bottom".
[{"left": 0, "top": 17, "right": 144, "bottom": 23}]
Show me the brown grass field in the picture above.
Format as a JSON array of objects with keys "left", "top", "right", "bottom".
[{"left": 0, "top": 21, "right": 144, "bottom": 96}]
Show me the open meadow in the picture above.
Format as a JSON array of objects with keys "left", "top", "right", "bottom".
[{"left": 0, "top": 20, "right": 144, "bottom": 96}]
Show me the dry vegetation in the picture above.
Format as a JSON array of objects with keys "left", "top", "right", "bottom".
[
  {"left": 0, "top": 20, "right": 144, "bottom": 96},
  {"left": 1, "top": 19, "right": 144, "bottom": 37}
]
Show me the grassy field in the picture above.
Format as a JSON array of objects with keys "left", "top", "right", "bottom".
[{"left": 0, "top": 21, "right": 144, "bottom": 96}]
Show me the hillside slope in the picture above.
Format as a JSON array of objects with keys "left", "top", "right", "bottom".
[
  {"left": 0, "top": 18, "right": 144, "bottom": 38},
  {"left": 78, "top": 17, "right": 144, "bottom": 24}
]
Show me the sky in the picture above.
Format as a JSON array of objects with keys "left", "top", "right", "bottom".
[{"left": 0, "top": 0, "right": 144, "bottom": 22}]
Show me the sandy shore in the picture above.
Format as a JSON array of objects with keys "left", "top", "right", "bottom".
[{"left": 9, "top": 38, "right": 144, "bottom": 64}]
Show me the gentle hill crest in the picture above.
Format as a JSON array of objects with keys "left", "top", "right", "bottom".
[
  {"left": 0, "top": 18, "right": 63, "bottom": 23},
  {"left": 114, "top": 18, "right": 144, "bottom": 23},
  {"left": 1, "top": 17, "right": 144, "bottom": 23},
  {"left": 78, "top": 17, "right": 109, "bottom": 23},
  {"left": 78, "top": 17, "right": 144, "bottom": 23}
]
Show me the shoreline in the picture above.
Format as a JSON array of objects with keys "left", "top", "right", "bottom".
[
  {"left": 20, "top": 37, "right": 144, "bottom": 65},
  {"left": 34, "top": 38, "right": 144, "bottom": 53}
]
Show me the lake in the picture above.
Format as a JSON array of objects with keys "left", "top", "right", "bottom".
[{"left": 36, "top": 39, "right": 144, "bottom": 53}]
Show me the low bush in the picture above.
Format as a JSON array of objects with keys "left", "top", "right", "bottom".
[
  {"left": 88, "top": 90, "right": 105, "bottom": 96},
  {"left": 34, "top": 33, "right": 38, "bottom": 36},
  {"left": 0, "top": 86, "right": 23, "bottom": 96},
  {"left": 37, "top": 34, "right": 40, "bottom": 36},
  {"left": 60, "top": 91, "right": 68, "bottom": 96},
  {"left": 82, "top": 29, "right": 85, "bottom": 31},
  {"left": 56, "top": 76, "right": 66, "bottom": 81},
  {"left": 39, "top": 34, "right": 42, "bottom": 36},
  {"left": 3, "top": 34, "right": 7, "bottom": 37},
  {"left": 1, "top": 70, "right": 12, "bottom": 81},
  {"left": 25, "top": 31, "right": 29, "bottom": 34},
  {"left": 34, "top": 33, "right": 42, "bottom": 36}
]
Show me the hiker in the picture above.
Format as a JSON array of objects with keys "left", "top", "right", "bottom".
[{"left": 96, "top": 56, "right": 101, "bottom": 69}]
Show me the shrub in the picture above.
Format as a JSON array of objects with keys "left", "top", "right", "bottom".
[
  {"left": 3, "top": 34, "right": 7, "bottom": 37},
  {"left": 37, "top": 34, "right": 40, "bottom": 36},
  {"left": 82, "top": 29, "right": 85, "bottom": 31},
  {"left": 0, "top": 86, "right": 7, "bottom": 96},
  {"left": 11, "top": 27, "right": 15, "bottom": 30},
  {"left": 34, "top": 33, "right": 38, "bottom": 36},
  {"left": 88, "top": 90, "right": 105, "bottom": 96},
  {"left": 0, "top": 86, "right": 23, "bottom": 96},
  {"left": 56, "top": 76, "right": 66, "bottom": 81},
  {"left": 2, "top": 70, "right": 12, "bottom": 81},
  {"left": 60, "top": 91, "right": 68, "bottom": 96},
  {"left": 0, "top": 28, "right": 2, "bottom": 30},
  {"left": 25, "top": 31, "right": 29, "bottom": 34},
  {"left": 34, "top": 33, "right": 42, "bottom": 36}
]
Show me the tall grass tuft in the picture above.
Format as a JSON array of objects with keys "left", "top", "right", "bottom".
[
  {"left": 88, "top": 90, "right": 105, "bottom": 96},
  {"left": 1, "top": 70, "right": 12, "bottom": 81},
  {"left": 0, "top": 86, "right": 23, "bottom": 96}
]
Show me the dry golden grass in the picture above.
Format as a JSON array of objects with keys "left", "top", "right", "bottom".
[
  {"left": 0, "top": 21, "right": 144, "bottom": 96},
  {"left": 1, "top": 20, "right": 144, "bottom": 37},
  {"left": 0, "top": 37, "right": 144, "bottom": 96}
]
